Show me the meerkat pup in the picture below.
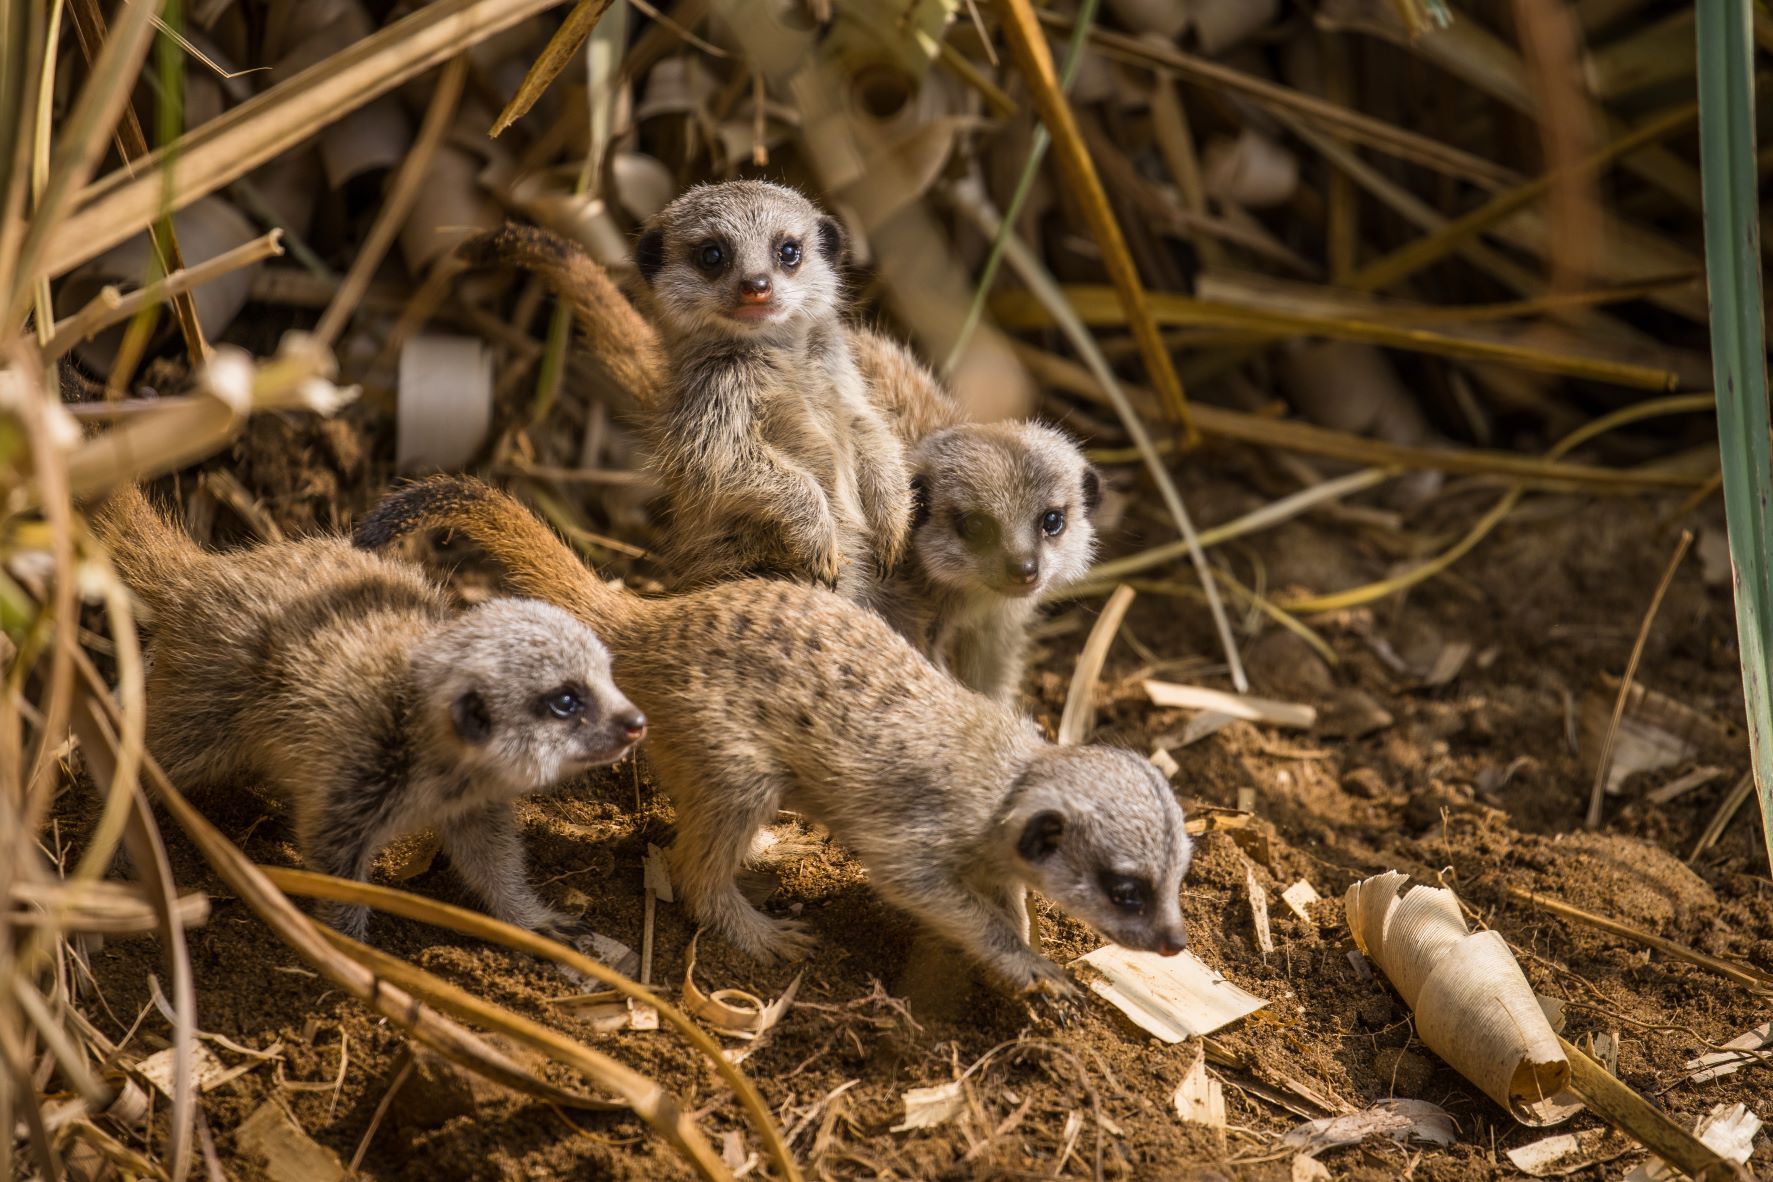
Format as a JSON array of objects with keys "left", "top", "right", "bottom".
[
  {"left": 93, "top": 486, "right": 647, "bottom": 942},
  {"left": 457, "top": 225, "right": 1102, "bottom": 701},
  {"left": 630, "top": 181, "right": 912, "bottom": 596},
  {"left": 357, "top": 478, "right": 1191, "bottom": 997},
  {"left": 874, "top": 423, "right": 1102, "bottom": 702}
]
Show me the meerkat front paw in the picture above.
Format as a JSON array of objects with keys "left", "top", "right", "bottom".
[
  {"left": 733, "top": 914, "right": 817, "bottom": 965},
  {"left": 318, "top": 901, "right": 372, "bottom": 944},
  {"left": 794, "top": 522, "right": 845, "bottom": 588}
]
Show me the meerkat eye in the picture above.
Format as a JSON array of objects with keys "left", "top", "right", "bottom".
[
  {"left": 1040, "top": 508, "right": 1066, "bottom": 537},
  {"left": 695, "top": 241, "right": 726, "bottom": 272},
  {"left": 957, "top": 512, "right": 996, "bottom": 545},
  {"left": 777, "top": 239, "right": 801, "bottom": 267},
  {"left": 1098, "top": 871, "right": 1151, "bottom": 914},
  {"left": 543, "top": 688, "right": 583, "bottom": 719}
]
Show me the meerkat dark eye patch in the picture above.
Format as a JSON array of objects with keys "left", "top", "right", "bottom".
[
  {"left": 816, "top": 216, "right": 847, "bottom": 266},
  {"left": 450, "top": 691, "right": 493, "bottom": 745},
  {"left": 634, "top": 229, "right": 665, "bottom": 283},
  {"left": 956, "top": 511, "right": 998, "bottom": 548},
  {"left": 1016, "top": 810, "right": 1065, "bottom": 861},
  {"left": 540, "top": 684, "right": 587, "bottom": 720},
  {"left": 1081, "top": 466, "right": 1102, "bottom": 514},
  {"left": 1098, "top": 871, "right": 1151, "bottom": 914},
  {"left": 909, "top": 473, "right": 931, "bottom": 530}
]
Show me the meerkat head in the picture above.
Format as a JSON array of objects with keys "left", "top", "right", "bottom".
[
  {"left": 1002, "top": 744, "right": 1191, "bottom": 956},
  {"left": 632, "top": 180, "right": 847, "bottom": 341},
  {"left": 908, "top": 422, "right": 1101, "bottom": 600},
  {"left": 411, "top": 599, "right": 646, "bottom": 793}
]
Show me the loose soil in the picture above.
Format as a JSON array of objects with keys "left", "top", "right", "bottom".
[{"left": 59, "top": 407, "right": 1773, "bottom": 1181}]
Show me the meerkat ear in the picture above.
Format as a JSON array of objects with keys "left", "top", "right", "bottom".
[
  {"left": 909, "top": 472, "right": 931, "bottom": 530},
  {"left": 633, "top": 228, "right": 665, "bottom": 284},
  {"left": 816, "top": 216, "right": 847, "bottom": 267},
  {"left": 1016, "top": 810, "right": 1065, "bottom": 862},
  {"left": 450, "top": 691, "right": 493, "bottom": 745},
  {"left": 1081, "top": 466, "right": 1103, "bottom": 515}
]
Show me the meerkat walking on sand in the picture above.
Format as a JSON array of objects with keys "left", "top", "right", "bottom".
[
  {"left": 94, "top": 486, "right": 647, "bottom": 942},
  {"left": 631, "top": 181, "right": 912, "bottom": 596},
  {"left": 357, "top": 477, "right": 1192, "bottom": 997}
]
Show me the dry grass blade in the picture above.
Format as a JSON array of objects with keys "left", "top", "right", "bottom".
[
  {"left": 1057, "top": 584, "right": 1135, "bottom": 746},
  {"left": 3, "top": 0, "right": 162, "bottom": 329},
  {"left": 261, "top": 867, "right": 801, "bottom": 1182},
  {"left": 41, "top": 0, "right": 571, "bottom": 280},
  {"left": 1560, "top": 1038, "right": 1750, "bottom": 1182},
  {"left": 1586, "top": 530, "right": 1694, "bottom": 829},
  {"left": 1689, "top": 771, "right": 1757, "bottom": 862},
  {"left": 994, "top": 0, "right": 1195, "bottom": 441},
  {"left": 314, "top": 56, "right": 466, "bottom": 346},
  {"left": 1017, "top": 345, "right": 1707, "bottom": 492},
  {"left": 43, "top": 230, "right": 285, "bottom": 360},
  {"left": 1505, "top": 886, "right": 1773, "bottom": 993},
  {"left": 994, "top": 287, "right": 1681, "bottom": 390},
  {"left": 320, "top": 932, "right": 733, "bottom": 1181},
  {"left": 490, "top": 0, "right": 617, "bottom": 137},
  {"left": 954, "top": 188, "right": 1246, "bottom": 691},
  {"left": 66, "top": 0, "right": 209, "bottom": 363}
]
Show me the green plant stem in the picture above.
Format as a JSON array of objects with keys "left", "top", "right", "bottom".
[{"left": 1697, "top": 0, "right": 1773, "bottom": 876}]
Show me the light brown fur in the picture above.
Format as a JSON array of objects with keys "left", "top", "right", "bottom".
[
  {"left": 459, "top": 224, "right": 1098, "bottom": 699},
  {"left": 630, "top": 181, "right": 911, "bottom": 597},
  {"left": 357, "top": 478, "right": 1192, "bottom": 995},
  {"left": 94, "top": 486, "right": 645, "bottom": 942}
]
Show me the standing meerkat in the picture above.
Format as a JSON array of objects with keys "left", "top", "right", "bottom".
[
  {"left": 356, "top": 477, "right": 1192, "bottom": 997},
  {"left": 94, "top": 486, "right": 647, "bottom": 942},
  {"left": 457, "top": 225, "right": 1102, "bottom": 701},
  {"left": 631, "top": 181, "right": 912, "bottom": 596},
  {"left": 878, "top": 423, "right": 1102, "bottom": 702}
]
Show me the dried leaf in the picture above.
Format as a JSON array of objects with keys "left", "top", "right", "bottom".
[
  {"left": 1684, "top": 1021, "right": 1773, "bottom": 1084},
  {"left": 1246, "top": 863, "right": 1274, "bottom": 955},
  {"left": 1173, "top": 1052, "right": 1227, "bottom": 1127},
  {"left": 1504, "top": 1129, "right": 1623, "bottom": 1176},
  {"left": 1624, "top": 1103, "right": 1762, "bottom": 1182},
  {"left": 133, "top": 1044, "right": 228, "bottom": 1098},
  {"left": 1150, "top": 746, "right": 1180, "bottom": 778},
  {"left": 644, "top": 842, "right": 675, "bottom": 903},
  {"left": 682, "top": 933, "right": 801, "bottom": 1041},
  {"left": 1346, "top": 871, "right": 1581, "bottom": 1125},
  {"left": 1281, "top": 880, "right": 1322, "bottom": 921},
  {"left": 1073, "top": 945, "right": 1267, "bottom": 1042},
  {"left": 1144, "top": 680, "right": 1317, "bottom": 729},
  {"left": 890, "top": 1078, "right": 966, "bottom": 1132},
  {"left": 1281, "top": 1099, "right": 1457, "bottom": 1154}
]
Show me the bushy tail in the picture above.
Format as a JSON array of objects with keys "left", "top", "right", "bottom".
[
  {"left": 458, "top": 224, "right": 665, "bottom": 409},
  {"left": 89, "top": 485, "right": 206, "bottom": 613},
  {"left": 354, "top": 476, "right": 630, "bottom": 628}
]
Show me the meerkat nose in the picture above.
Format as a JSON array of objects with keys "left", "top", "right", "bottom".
[
  {"left": 1156, "top": 928, "right": 1188, "bottom": 956},
  {"left": 738, "top": 275, "right": 772, "bottom": 302},
  {"left": 618, "top": 710, "right": 648, "bottom": 740},
  {"left": 1008, "top": 558, "right": 1039, "bottom": 585}
]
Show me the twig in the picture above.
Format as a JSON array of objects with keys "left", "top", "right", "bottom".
[
  {"left": 1057, "top": 584, "right": 1135, "bottom": 746},
  {"left": 1504, "top": 885, "right": 1773, "bottom": 992},
  {"left": 1586, "top": 530, "right": 1694, "bottom": 828}
]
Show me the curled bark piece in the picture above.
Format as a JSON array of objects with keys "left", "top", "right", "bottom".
[{"left": 1345, "top": 871, "right": 1581, "bottom": 1125}]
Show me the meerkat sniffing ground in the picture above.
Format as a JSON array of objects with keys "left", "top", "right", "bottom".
[
  {"left": 877, "top": 423, "right": 1102, "bottom": 703},
  {"left": 94, "top": 485, "right": 647, "bottom": 942},
  {"left": 630, "top": 181, "right": 912, "bottom": 596},
  {"left": 357, "top": 477, "right": 1191, "bottom": 997}
]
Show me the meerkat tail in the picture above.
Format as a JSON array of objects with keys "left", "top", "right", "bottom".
[
  {"left": 457, "top": 224, "right": 665, "bottom": 408},
  {"left": 89, "top": 485, "right": 206, "bottom": 610},
  {"left": 354, "top": 476, "right": 628, "bottom": 627}
]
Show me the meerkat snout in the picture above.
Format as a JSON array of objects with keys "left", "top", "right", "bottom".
[
  {"left": 1006, "top": 745, "right": 1193, "bottom": 958},
  {"left": 413, "top": 598, "right": 643, "bottom": 791}
]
